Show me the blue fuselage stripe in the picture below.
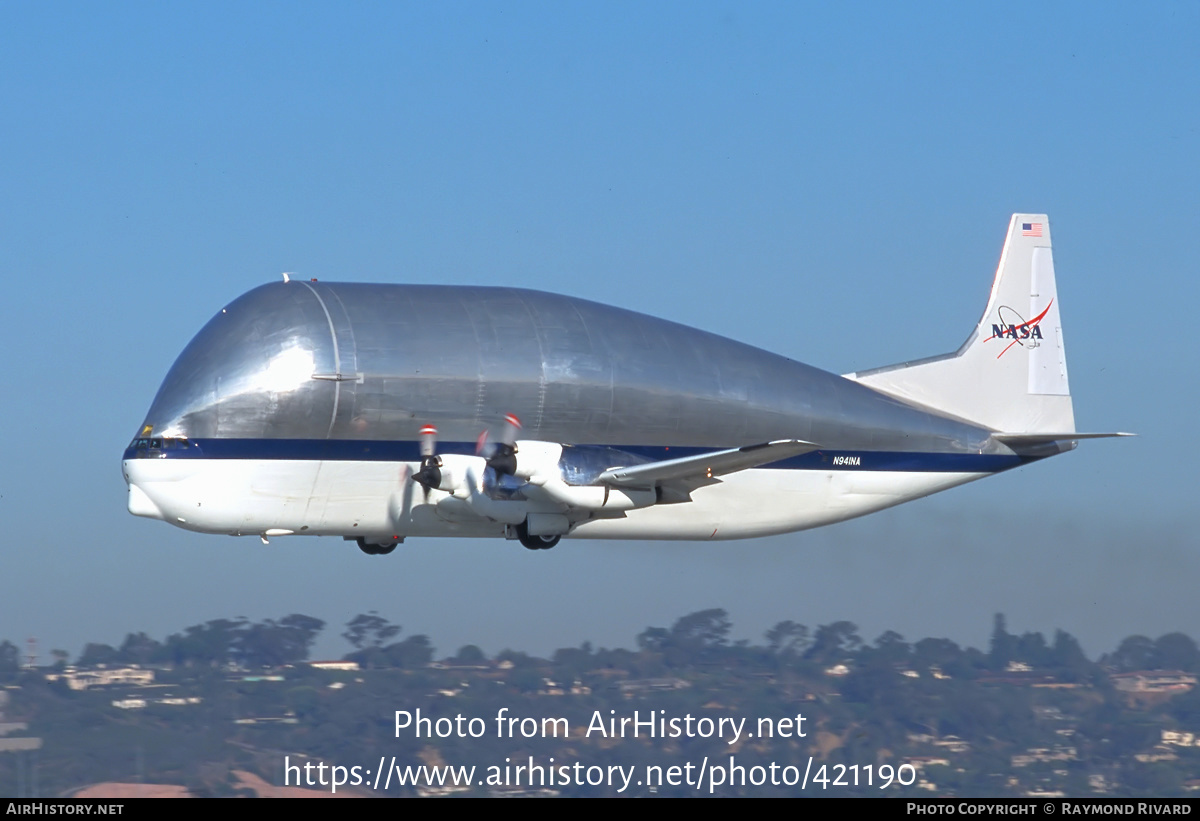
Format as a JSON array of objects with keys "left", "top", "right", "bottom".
[{"left": 122, "top": 439, "right": 1035, "bottom": 473}]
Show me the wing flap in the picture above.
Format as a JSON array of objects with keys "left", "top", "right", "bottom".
[{"left": 596, "top": 440, "right": 819, "bottom": 488}]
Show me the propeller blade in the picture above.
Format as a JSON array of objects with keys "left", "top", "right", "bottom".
[
  {"left": 486, "top": 412, "right": 522, "bottom": 477},
  {"left": 500, "top": 413, "right": 522, "bottom": 446},
  {"left": 419, "top": 424, "right": 438, "bottom": 458},
  {"left": 413, "top": 423, "right": 442, "bottom": 494}
]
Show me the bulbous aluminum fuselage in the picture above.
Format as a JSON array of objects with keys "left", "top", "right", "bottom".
[{"left": 136, "top": 280, "right": 994, "bottom": 453}]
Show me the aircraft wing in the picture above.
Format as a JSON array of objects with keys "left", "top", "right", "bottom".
[{"left": 596, "top": 439, "right": 819, "bottom": 488}]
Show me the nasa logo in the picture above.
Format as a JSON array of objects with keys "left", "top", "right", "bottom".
[{"left": 986, "top": 301, "right": 1052, "bottom": 358}]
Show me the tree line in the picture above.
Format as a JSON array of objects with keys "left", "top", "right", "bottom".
[{"left": 1, "top": 609, "right": 1198, "bottom": 676}]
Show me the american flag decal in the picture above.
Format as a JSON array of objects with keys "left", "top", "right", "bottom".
[{"left": 1022, "top": 222, "right": 1043, "bottom": 237}]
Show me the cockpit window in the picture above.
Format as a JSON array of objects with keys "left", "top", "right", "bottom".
[{"left": 127, "top": 436, "right": 191, "bottom": 455}]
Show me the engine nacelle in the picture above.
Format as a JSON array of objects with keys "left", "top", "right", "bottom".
[
  {"left": 422, "top": 453, "right": 485, "bottom": 495},
  {"left": 427, "top": 442, "right": 660, "bottom": 524},
  {"left": 526, "top": 479, "right": 657, "bottom": 512},
  {"left": 511, "top": 440, "right": 565, "bottom": 482},
  {"left": 513, "top": 440, "right": 658, "bottom": 512}
]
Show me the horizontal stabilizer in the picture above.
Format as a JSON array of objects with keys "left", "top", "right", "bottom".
[
  {"left": 993, "top": 431, "right": 1135, "bottom": 447},
  {"left": 597, "top": 439, "right": 819, "bottom": 487}
]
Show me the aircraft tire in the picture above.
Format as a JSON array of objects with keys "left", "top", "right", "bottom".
[
  {"left": 356, "top": 537, "right": 398, "bottom": 555},
  {"left": 516, "top": 522, "right": 561, "bottom": 551}
]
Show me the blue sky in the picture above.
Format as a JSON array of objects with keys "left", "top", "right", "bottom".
[{"left": 1, "top": 3, "right": 1197, "bottom": 661}]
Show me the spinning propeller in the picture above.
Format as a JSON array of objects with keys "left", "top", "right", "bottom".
[
  {"left": 411, "top": 423, "right": 442, "bottom": 497},
  {"left": 403, "top": 414, "right": 522, "bottom": 502},
  {"left": 477, "top": 412, "right": 522, "bottom": 478}
]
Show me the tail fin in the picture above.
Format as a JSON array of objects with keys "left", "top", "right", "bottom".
[{"left": 847, "top": 214, "right": 1074, "bottom": 433}]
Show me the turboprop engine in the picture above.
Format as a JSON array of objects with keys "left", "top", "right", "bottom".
[{"left": 392, "top": 420, "right": 662, "bottom": 551}]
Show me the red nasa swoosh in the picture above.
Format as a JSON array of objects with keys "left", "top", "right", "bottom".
[{"left": 985, "top": 299, "right": 1053, "bottom": 358}]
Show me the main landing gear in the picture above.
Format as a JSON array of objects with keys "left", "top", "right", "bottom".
[
  {"left": 515, "top": 521, "right": 560, "bottom": 551},
  {"left": 357, "top": 537, "right": 399, "bottom": 555}
]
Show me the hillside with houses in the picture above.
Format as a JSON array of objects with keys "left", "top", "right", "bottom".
[{"left": 2, "top": 612, "right": 1199, "bottom": 797}]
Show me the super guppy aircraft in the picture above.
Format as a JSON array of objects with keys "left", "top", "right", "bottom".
[{"left": 123, "top": 215, "right": 1126, "bottom": 554}]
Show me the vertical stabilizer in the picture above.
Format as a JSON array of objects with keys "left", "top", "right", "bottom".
[{"left": 847, "top": 214, "right": 1074, "bottom": 433}]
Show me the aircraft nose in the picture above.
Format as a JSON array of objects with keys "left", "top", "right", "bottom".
[{"left": 127, "top": 482, "right": 164, "bottom": 520}]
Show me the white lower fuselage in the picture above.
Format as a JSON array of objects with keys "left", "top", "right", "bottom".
[{"left": 123, "top": 456, "right": 987, "bottom": 543}]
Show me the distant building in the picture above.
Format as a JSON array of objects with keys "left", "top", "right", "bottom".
[
  {"left": 1111, "top": 671, "right": 1197, "bottom": 694},
  {"left": 0, "top": 699, "right": 41, "bottom": 754},
  {"left": 112, "top": 696, "right": 202, "bottom": 710},
  {"left": 1135, "top": 746, "right": 1179, "bottom": 763},
  {"left": 932, "top": 735, "right": 971, "bottom": 754},
  {"left": 308, "top": 661, "right": 360, "bottom": 672},
  {"left": 47, "top": 666, "right": 154, "bottom": 691},
  {"left": 1162, "top": 730, "right": 1200, "bottom": 747},
  {"left": 618, "top": 678, "right": 690, "bottom": 695},
  {"left": 1012, "top": 746, "right": 1077, "bottom": 767}
]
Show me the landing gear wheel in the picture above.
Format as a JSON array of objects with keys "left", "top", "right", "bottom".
[
  {"left": 516, "top": 521, "right": 561, "bottom": 551},
  {"left": 357, "top": 538, "right": 398, "bottom": 555}
]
